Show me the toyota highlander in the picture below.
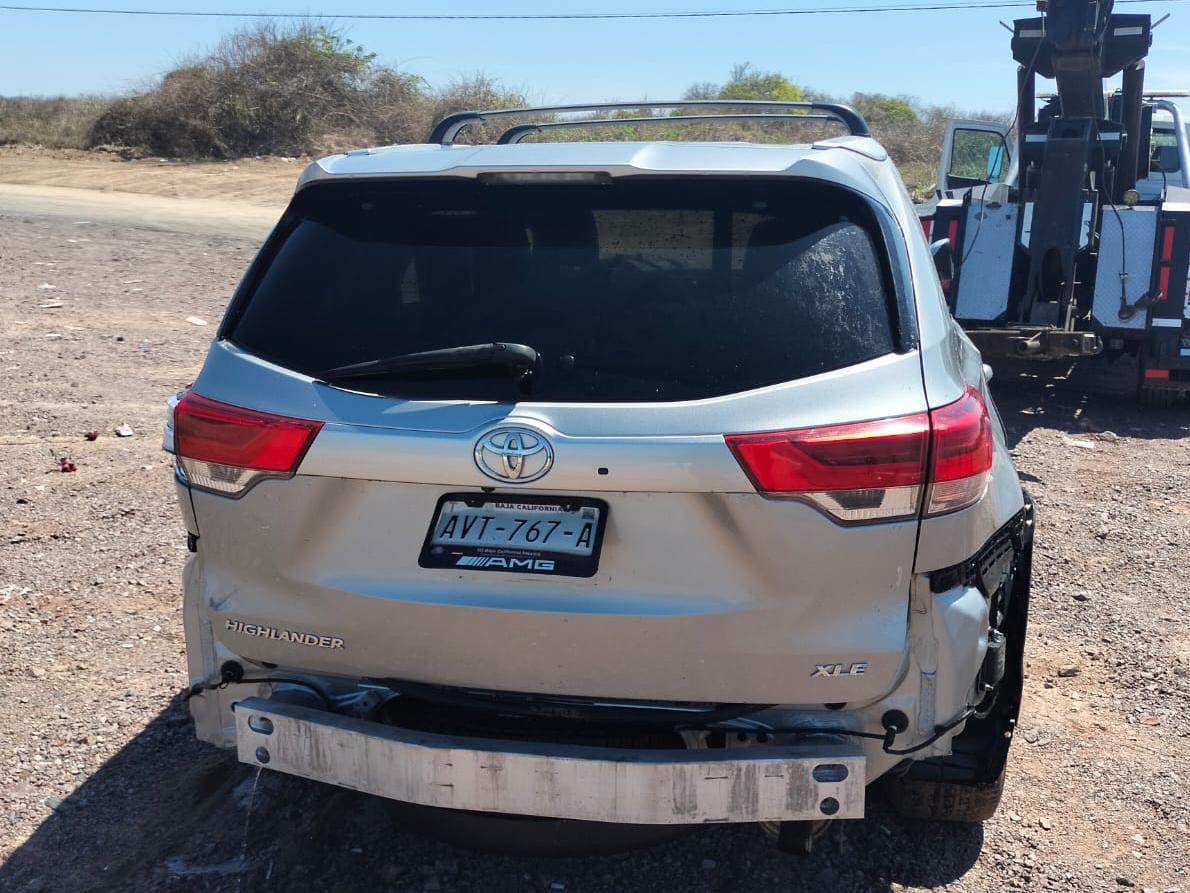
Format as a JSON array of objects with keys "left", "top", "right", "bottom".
[{"left": 166, "top": 100, "right": 1035, "bottom": 853}]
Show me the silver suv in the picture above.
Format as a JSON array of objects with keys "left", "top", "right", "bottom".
[{"left": 167, "top": 101, "right": 1034, "bottom": 851}]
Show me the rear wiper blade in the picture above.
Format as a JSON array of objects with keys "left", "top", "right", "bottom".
[{"left": 320, "top": 342, "right": 539, "bottom": 382}]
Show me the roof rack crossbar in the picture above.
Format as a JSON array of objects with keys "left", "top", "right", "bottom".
[
  {"left": 428, "top": 100, "right": 870, "bottom": 145},
  {"left": 496, "top": 113, "right": 837, "bottom": 144}
]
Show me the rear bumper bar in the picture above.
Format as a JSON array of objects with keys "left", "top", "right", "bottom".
[{"left": 233, "top": 697, "right": 866, "bottom": 824}]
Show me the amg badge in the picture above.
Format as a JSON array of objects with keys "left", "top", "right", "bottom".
[
  {"left": 225, "top": 618, "right": 344, "bottom": 649},
  {"left": 456, "top": 556, "right": 556, "bottom": 571}
]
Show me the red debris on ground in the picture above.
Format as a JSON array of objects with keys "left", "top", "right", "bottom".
[
  {"left": 84, "top": 431, "right": 99, "bottom": 441},
  {"left": 58, "top": 458, "right": 76, "bottom": 473}
]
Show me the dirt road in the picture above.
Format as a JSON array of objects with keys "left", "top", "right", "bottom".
[
  {"left": 0, "top": 183, "right": 278, "bottom": 240},
  {"left": 0, "top": 144, "right": 287, "bottom": 240},
  {"left": 0, "top": 146, "right": 297, "bottom": 208},
  {"left": 1, "top": 189, "right": 1188, "bottom": 891}
]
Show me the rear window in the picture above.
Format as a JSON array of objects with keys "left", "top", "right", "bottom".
[
  {"left": 226, "top": 178, "right": 903, "bottom": 403},
  {"left": 1149, "top": 126, "right": 1181, "bottom": 175}
]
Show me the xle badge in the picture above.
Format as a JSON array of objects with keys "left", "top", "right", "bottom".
[{"left": 811, "top": 662, "right": 868, "bottom": 678}]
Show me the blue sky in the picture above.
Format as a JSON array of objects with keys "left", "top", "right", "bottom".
[{"left": 1, "top": 0, "right": 1188, "bottom": 116}]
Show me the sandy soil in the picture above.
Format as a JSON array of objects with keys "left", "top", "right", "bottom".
[
  {"left": 0, "top": 145, "right": 298, "bottom": 208},
  {"left": 0, "top": 160, "right": 1187, "bottom": 892}
]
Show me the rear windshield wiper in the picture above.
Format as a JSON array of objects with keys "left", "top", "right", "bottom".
[{"left": 320, "top": 342, "right": 539, "bottom": 382}]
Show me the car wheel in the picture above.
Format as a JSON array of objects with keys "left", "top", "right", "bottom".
[{"left": 879, "top": 764, "right": 1006, "bottom": 823}]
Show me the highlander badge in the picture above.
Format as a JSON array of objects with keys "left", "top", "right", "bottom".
[{"left": 225, "top": 618, "right": 344, "bottom": 649}]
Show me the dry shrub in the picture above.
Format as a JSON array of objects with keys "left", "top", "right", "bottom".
[
  {"left": 89, "top": 23, "right": 430, "bottom": 157},
  {"left": 83, "top": 24, "right": 526, "bottom": 157},
  {"left": 363, "top": 69, "right": 431, "bottom": 146}
]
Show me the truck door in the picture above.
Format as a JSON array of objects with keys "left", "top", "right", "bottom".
[
  {"left": 1135, "top": 112, "right": 1190, "bottom": 199},
  {"left": 937, "top": 120, "right": 1012, "bottom": 194}
]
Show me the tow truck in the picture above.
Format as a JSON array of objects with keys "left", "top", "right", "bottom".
[{"left": 921, "top": 0, "right": 1190, "bottom": 405}]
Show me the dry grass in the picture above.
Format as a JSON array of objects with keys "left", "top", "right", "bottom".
[{"left": 0, "top": 96, "right": 109, "bottom": 149}]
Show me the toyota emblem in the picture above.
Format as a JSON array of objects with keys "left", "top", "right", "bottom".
[{"left": 474, "top": 427, "right": 554, "bottom": 483}]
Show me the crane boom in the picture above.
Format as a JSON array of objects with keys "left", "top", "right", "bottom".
[{"left": 922, "top": 0, "right": 1190, "bottom": 405}]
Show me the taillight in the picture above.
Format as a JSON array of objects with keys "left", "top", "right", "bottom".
[
  {"left": 925, "top": 387, "right": 993, "bottom": 515},
  {"left": 726, "top": 414, "right": 929, "bottom": 522},
  {"left": 173, "top": 392, "right": 323, "bottom": 497},
  {"left": 1156, "top": 222, "right": 1176, "bottom": 304},
  {"left": 725, "top": 386, "right": 992, "bottom": 523}
]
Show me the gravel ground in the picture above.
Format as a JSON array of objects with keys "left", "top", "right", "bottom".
[{"left": 0, "top": 213, "right": 1188, "bottom": 892}]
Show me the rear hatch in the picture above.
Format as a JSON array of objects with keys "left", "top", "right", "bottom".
[{"left": 179, "top": 173, "right": 929, "bottom": 707}]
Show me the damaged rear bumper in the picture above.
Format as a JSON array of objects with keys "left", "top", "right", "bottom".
[{"left": 233, "top": 697, "right": 866, "bottom": 825}]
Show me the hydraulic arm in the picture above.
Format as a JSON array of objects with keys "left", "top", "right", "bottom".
[{"left": 1009, "top": 0, "right": 1152, "bottom": 324}]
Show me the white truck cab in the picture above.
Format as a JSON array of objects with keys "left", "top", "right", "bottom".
[{"left": 936, "top": 95, "right": 1190, "bottom": 198}]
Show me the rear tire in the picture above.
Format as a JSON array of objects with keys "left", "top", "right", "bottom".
[
  {"left": 1139, "top": 385, "right": 1180, "bottom": 409},
  {"left": 880, "top": 764, "right": 1006, "bottom": 823}
]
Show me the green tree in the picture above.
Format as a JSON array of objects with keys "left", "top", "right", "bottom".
[
  {"left": 851, "top": 93, "right": 918, "bottom": 125},
  {"left": 717, "top": 63, "right": 803, "bottom": 102}
]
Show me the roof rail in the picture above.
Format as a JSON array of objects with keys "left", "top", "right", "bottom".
[
  {"left": 428, "top": 100, "right": 870, "bottom": 145},
  {"left": 496, "top": 113, "right": 838, "bottom": 144}
]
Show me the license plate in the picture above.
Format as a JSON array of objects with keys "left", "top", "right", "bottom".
[{"left": 419, "top": 493, "right": 608, "bottom": 577}]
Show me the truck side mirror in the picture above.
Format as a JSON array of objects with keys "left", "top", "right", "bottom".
[
  {"left": 986, "top": 145, "right": 1006, "bottom": 181},
  {"left": 930, "top": 238, "right": 955, "bottom": 290}
]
